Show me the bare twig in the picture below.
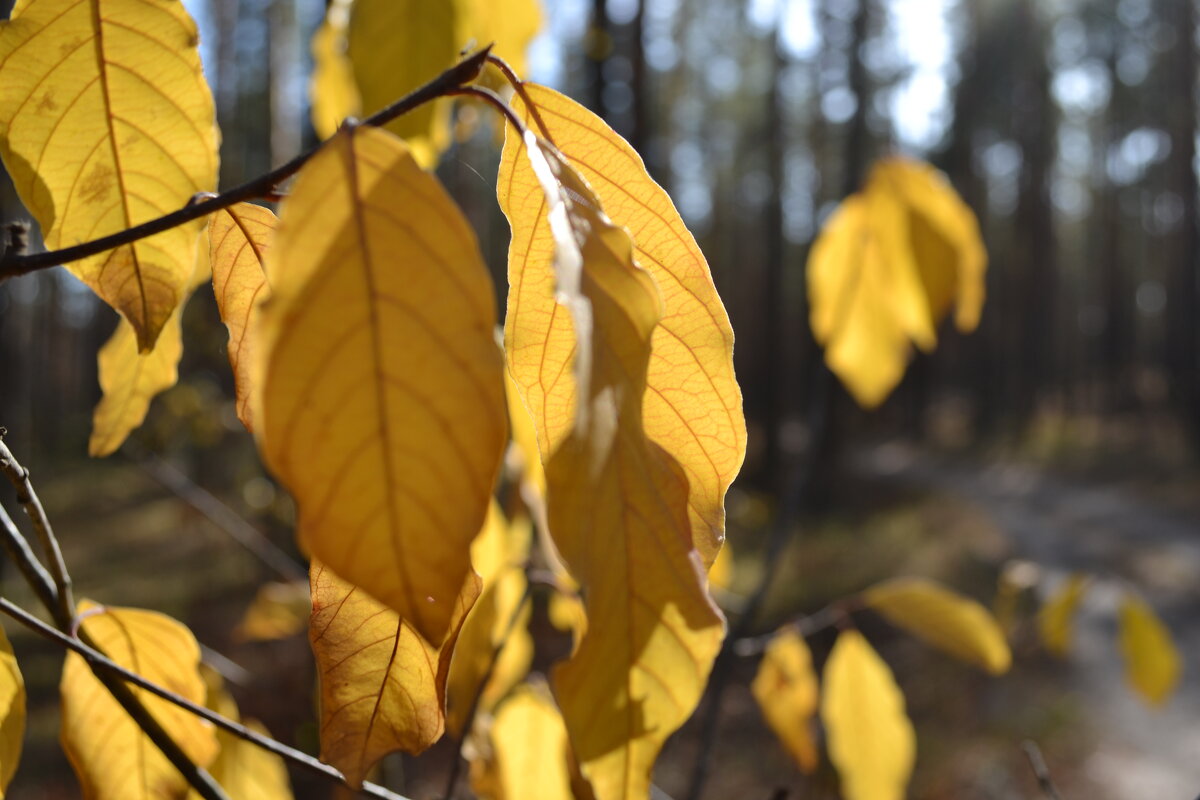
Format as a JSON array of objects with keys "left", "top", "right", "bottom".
[
  {"left": 445, "top": 86, "right": 529, "bottom": 139},
  {"left": 485, "top": 54, "right": 553, "bottom": 143},
  {"left": 0, "top": 504, "right": 61, "bottom": 625},
  {"left": 0, "top": 46, "right": 493, "bottom": 281},
  {"left": 0, "top": 597, "right": 410, "bottom": 800},
  {"left": 1021, "top": 740, "right": 1064, "bottom": 800}
]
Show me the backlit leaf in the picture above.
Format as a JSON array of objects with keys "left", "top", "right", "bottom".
[
  {"left": 309, "top": 561, "right": 480, "bottom": 788},
  {"left": 60, "top": 601, "right": 218, "bottom": 800},
  {"left": 1117, "top": 592, "right": 1181, "bottom": 707},
  {"left": 209, "top": 202, "right": 276, "bottom": 432},
  {"left": 253, "top": 125, "right": 506, "bottom": 643},
  {"left": 234, "top": 580, "right": 309, "bottom": 642},
  {"left": 821, "top": 630, "right": 915, "bottom": 800},
  {"left": 470, "top": 682, "right": 574, "bottom": 800},
  {"left": 506, "top": 369, "right": 546, "bottom": 498},
  {"left": 514, "top": 143, "right": 725, "bottom": 800},
  {"left": 751, "top": 629, "right": 818, "bottom": 774},
  {"left": 864, "top": 577, "right": 1011, "bottom": 674},
  {"left": 0, "top": 624, "right": 24, "bottom": 795},
  {"left": 0, "top": 0, "right": 219, "bottom": 350},
  {"left": 309, "top": 0, "right": 359, "bottom": 140},
  {"left": 1038, "top": 574, "right": 1088, "bottom": 658},
  {"left": 500, "top": 82, "right": 745, "bottom": 568}
]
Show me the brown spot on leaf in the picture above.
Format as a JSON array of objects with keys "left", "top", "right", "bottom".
[
  {"left": 36, "top": 93, "right": 57, "bottom": 112},
  {"left": 78, "top": 162, "right": 113, "bottom": 206}
]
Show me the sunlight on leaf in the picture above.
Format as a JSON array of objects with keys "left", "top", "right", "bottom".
[
  {"left": 253, "top": 125, "right": 506, "bottom": 643},
  {"left": 0, "top": 624, "right": 24, "bottom": 796},
  {"left": 752, "top": 628, "right": 819, "bottom": 774},
  {"left": 0, "top": 0, "right": 219, "bottom": 350},
  {"left": 309, "top": 561, "right": 480, "bottom": 788},
  {"left": 1117, "top": 591, "right": 1182, "bottom": 707},
  {"left": 234, "top": 581, "right": 309, "bottom": 642},
  {"left": 1038, "top": 574, "right": 1088, "bottom": 658},
  {"left": 309, "top": 0, "right": 360, "bottom": 140},
  {"left": 469, "top": 682, "right": 574, "bottom": 800},
  {"left": 60, "top": 601, "right": 218, "bottom": 800},
  {"left": 864, "top": 577, "right": 1011, "bottom": 674},
  {"left": 821, "top": 630, "right": 915, "bottom": 800}
]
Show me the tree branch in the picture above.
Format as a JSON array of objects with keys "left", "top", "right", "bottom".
[{"left": 0, "top": 45, "right": 493, "bottom": 281}]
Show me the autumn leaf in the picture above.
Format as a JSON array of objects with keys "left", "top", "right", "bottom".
[
  {"left": 500, "top": 82, "right": 745, "bottom": 568},
  {"left": 60, "top": 601, "right": 219, "bottom": 800},
  {"left": 864, "top": 577, "right": 1011, "bottom": 674},
  {"left": 512, "top": 142, "right": 725, "bottom": 800},
  {"left": 469, "top": 682, "right": 574, "bottom": 800},
  {"left": 0, "top": 0, "right": 219, "bottom": 350},
  {"left": 821, "top": 630, "right": 915, "bottom": 800},
  {"left": 309, "top": 0, "right": 359, "bottom": 140},
  {"left": 808, "top": 157, "right": 986, "bottom": 408},
  {"left": 0, "top": 624, "right": 24, "bottom": 795},
  {"left": 1117, "top": 592, "right": 1182, "bottom": 707},
  {"left": 234, "top": 580, "right": 309, "bottom": 642},
  {"left": 209, "top": 202, "right": 276, "bottom": 432},
  {"left": 1038, "top": 574, "right": 1089, "bottom": 658},
  {"left": 752, "top": 628, "right": 819, "bottom": 773},
  {"left": 253, "top": 125, "right": 506, "bottom": 643},
  {"left": 309, "top": 561, "right": 480, "bottom": 788}
]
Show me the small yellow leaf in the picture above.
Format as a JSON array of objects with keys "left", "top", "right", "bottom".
[
  {"left": 821, "top": 630, "right": 915, "bottom": 800},
  {"left": 500, "top": 83, "right": 745, "bottom": 569},
  {"left": 209, "top": 202, "right": 277, "bottom": 432},
  {"left": 189, "top": 672, "right": 292, "bottom": 800},
  {"left": 0, "top": 0, "right": 219, "bottom": 350},
  {"left": 253, "top": 126, "right": 506, "bottom": 643},
  {"left": 863, "top": 577, "right": 1011, "bottom": 674},
  {"left": 309, "top": 561, "right": 480, "bottom": 788},
  {"left": 470, "top": 682, "right": 574, "bottom": 800},
  {"left": 309, "top": 0, "right": 360, "bottom": 139},
  {"left": 1038, "top": 574, "right": 1088, "bottom": 658},
  {"left": 234, "top": 581, "right": 310, "bottom": 642},
  {"left": 708, "top": 541, "right": 734, "bottom": 594},
  {"left": 1117, "top": 592, "right": 1182, "bottom": 707},
  {"left": 459, "top": 0, "right": 543, "bottom": 84},
  {"left": 751, "top": 629, "right": 818, "bottom": 773},
  {"left": 61, "top": 601, "right": 219, "bottom": 800},
  {"left": 0, "top": 624, "right": 25, "bottom": 795}
]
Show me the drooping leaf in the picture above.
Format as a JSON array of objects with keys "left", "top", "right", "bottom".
[
  {"left": 1117, "top": 592, "right": 1181, "bottom": 707},
  {"left": 821, "top": 630, "right": 915, "bottom": 800},
  {"left": 1038, "top": 574, "right": 1089, "bottom": 658},
  {"left": 309, "top": 0, "right": 360, "bottom": 140},
  {"left": 446, "top": 503, "right": 533, "bottom": 736},
  {"left": 511, "top": 142, "right": 725, "bottom": 800},
  {"left": 234, "top": 580, "right": 309, "bottom": 642},
  {"left": 808, "top": 158, "right": 986, "bottom": 408},
  {"left": 60, "top": 601, "right": 219, "bottom": 800},
  {"left": 309, "top": 561, "right": 480, "bottom": 788},
  {"left": 863, "top": 577, "right": 1011, "bottom": 674},
  {"left": 209, "top": 202, "right": 277, "bottom": 432},
  {"left": 469, "top": 682, "right": 574, "bottom": 800},
  {"left": 0, "top": 0, "right": 219, "bottom": 350},
  {"left": 0, "top": 624, "right": 25, "bottom": 795},
  {"left": 500, "top": 82, "right": 745, "bottom": 569},
  {"left": 751, "top": 628, "right": 818, "bottom": 774},
  {"left": 253, "top": 125, "right": 506, "bottom": 643}
]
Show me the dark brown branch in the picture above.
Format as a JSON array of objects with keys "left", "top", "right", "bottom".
[
  {"left": 0, "top": 46, "right": 493, "bottom": 281},
  {"left": 485, "top": 54, "right": 553, "bottom": 143},
  {"left": 445, "top": 86, "right": 529, "bottom": 139}
]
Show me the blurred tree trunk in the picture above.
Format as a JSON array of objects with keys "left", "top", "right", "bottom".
[
  {"left": 1098, "top": 38, "right": 1129, "bottom": 409},
  {"left": 760, "top": 32, "right": 786, "bottom": 486},
  {"left": 588, "top": 0, "right": 609, "bottom": 116},
  {"left": 212, "top": 0, "right": 242, "bottom": 187},
  {"left": 268, "top": 0, "right": 302, "bottom": 168}
]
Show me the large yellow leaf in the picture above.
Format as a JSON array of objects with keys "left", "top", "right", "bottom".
[
  {"left": 863, "top": 577, "right": 1011, "bottom": 674},
  {"left": 234, "top": 580, "right": 309, "bottom": 642},
  {"left": 751, "top": 628, "right": 818, "bottom": 774},
  {"left": 209, "top": 202, "right": 276, "bottom": 432},
  {"left": 516, "top": 143, "right": 725, "bottom": 800},
  {"left": 821, "top": 630, "right": 915, "bottom": 800},
  {"left": 1117, "top": 592, "right": 1182, "bottom": 707},
  {"left": 309, "top": 561, "right": 480, "bottom": 788},
  {"left": 1038, "top": 574, "right": 1089, "bottom": 658},
  {"left": 0, "top": 624, "right": 24, "bottom": 795},
  {"left": 60, "top": 601, "right": 219, "bottom": 800},
  {"left": 808, "top": 158, "right": 985, "bottom": 408},
  {"left": 0, "top": 0, "right": 219, "bottom": 350},
  {"left": 460, "top": 0, "right": 542, "bottom": 82},
  {"left": 446, "top": 503, "right": 533, "bottom": 736},
  {"left": 309, "top": 0, "right": 359, "bottom": 140},
  {"left": 499, "top": 83, "right": 745, "bottom": 568},
  {"left": 470, "top": 682, "right": 574, "bottom": 800},
  {"left": 253, "top": 125, "right": 506, "bottom": 643}
]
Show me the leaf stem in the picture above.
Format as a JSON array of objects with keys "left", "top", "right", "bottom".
[
  {"left": 445, "top": 86, "right": 529, "bottom": 139},
  {"left": 485, "top": 54, "right": 554, "bottom": 143}
]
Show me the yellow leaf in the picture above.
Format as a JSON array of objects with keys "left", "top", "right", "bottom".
[
  {"left": 470, "top": 682, "right": 574, "bottom": 800},
  {"left": 446, "top": 503, "right": 534, "bottom": 736},
  {"left": 0, "top": 624, "right": 25, "bottom": 795},
  {"left": 0, "top": 0, "right": 219, "bottom": 350},
  {"left": 234, "top": 580, "right": 309, "bottom": 642},
  {"left": 808, "top": 158, "right": 986, "bottom": 408},
  {"left": 863, "top": 577, "right": 1011, "bottom": 674},
  {"left": 60, "top": 601, "right": 219, "bottom": 800},
  {"left": 499, "top": 82, "right": 745, "bottom": 569},
  {"left": 707, "top": 540, "right": 734, "bottom": 594},
  {"left": 209, "top": 202, "right": 277, "bottom": 433},
  {"left": 1117, "top": 592, "right": 1182, "bottom": 707},
  {"left": 309, "top": 561, "right": 480, "bottom": 787},
  {"left": 309, "top": 0, "right": 360, "bottom": 140},
  {"left": 751, "top": 629, "right": 818, "bottom": 774},
  {"left": 189, "top": 672, "right": 292, "bottom": 800},
  {"left": 253, "top": 125, "right": 506, "bottom": 643},
  {"left": 459, "top": 0, "right": 542, "bottom": 83},
  {"left": 1038, "top": 574, "right": 1088, "bottom": 658},
  {"left": 506, "top": 368, "right": 546, "bottom": 498},
  {"left": 821, "top": 630, "right": 915, "bottom": 800},
  {"left": 513, "top": 142, "right": 725, "bottom": 800}
]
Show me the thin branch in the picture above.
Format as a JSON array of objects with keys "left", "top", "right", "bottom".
[
  {"left": 0, "top": 436, "right": 76, "bottom": 624},
  {"left": 730, "top": 603, "right": 846, "bottom": 657},
  {"left": 445, "top": 86, "right": 529, "bottom": 139},
  {"left": 0, "top": 597, "right": 411, "bottom": 800},
  {"left": 0, "top": 46, "right": 493, "bottom": 281},
  {"left": 0, "top": 504, "right": 61, "bottom": 626},
  {"left": 1021, "top": 740, "right": 1064, "bottom": 800},
  {"left": 485, "top": 54, "right": 553, "bottom": 143}
]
